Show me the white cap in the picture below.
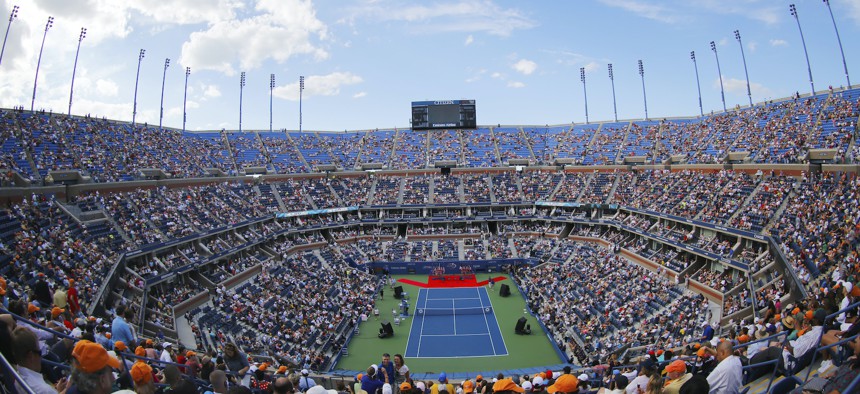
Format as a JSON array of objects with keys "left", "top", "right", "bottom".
[
  {"left": 307, "top": 386, "right": 338, "bottom": 394},
  {"left": 521, "top": 382, "right": 533, "bottom": 391},
  {"left": 382, "top": 383, "right": 392, "bottom": 394},
  {"left": 532, "top": 376, "right": 544, "bottom": 386},
  {"left": 578, "top": 374, "right": 589, "bottom": 382},
  {"left": 301, "top": 369, "right": 309, "bottom": 376}
]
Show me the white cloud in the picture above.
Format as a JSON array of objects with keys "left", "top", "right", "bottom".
[
  {"left": 353, "top": 92, "right": 367, "bottom": 98},
  {"left": 491, "top": 72, "right": 503, "bottom": 79},
  {"left": 715, "top": 77, "right": 773, "bottom": 98},
  {"left": 507, "top": 81, "right": 525, "bottom": 88},
  {"left": 347, "top": 0, "right": 536, "bottom": 36},
  {"left": 203, "top": 85, "right": 222, "bottom": 99},
  {"left": 273, "top": 72, "right": 363, "bottom": 101},
  {"left": 582, "top": 61, "right": 601, "bottom": 73},
  {"left": 464, "top": 35, "right": 474, "bottom": 46},
  {"left": 747, "top": 41, "right": 758, "bottom": 53},
  {"left": 770, "top": 39, "right": 788, "bottom": 47},
  {"left": 512, "top": 59, "right": 537, "bottom": 75},
  {"left": 718, "top": 38, "right": 728, "bottom": 47},
  {"left": 95, "top": 79, "right": 119, "bottom": 97},
  {"left": 179, "top": 0, "right": 328, "bottom": 75},
  {"left": 598, "top": 0, "right": 679, "bottom": 23}
]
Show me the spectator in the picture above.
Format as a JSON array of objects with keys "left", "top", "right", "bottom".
[
  {"left": 68, "top": 341, "right": 121, "bottom": 394},
  {"left": 361, "top": 365, "right": 389, "bottom": 394},
  {"left": 299, "top": 368, "right": 317, "bottom": 391},
  {"left": 703, "top": 341, "right": 742, "bottom": 394},
  {"left": 210, "top": 370, "right": 229, "bottom": 394},
  {"left": 111, "top": 305, "right": 135, "bottom": 348},
  {"left": 223, "top": 343, "right": 251, "bottom": 386},
  {"left": 660, "top": 360, "right": 691, "bottom": 394},
  {"left": 130, "top": 359, "right": 155, "bottom": 394},
  {"left": 12, "top": 326, "right": 67, "bottom": 394}
]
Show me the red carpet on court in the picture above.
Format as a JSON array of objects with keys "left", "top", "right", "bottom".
[{"left": 397, "top": 275, "right": 508, "bottom": 288}]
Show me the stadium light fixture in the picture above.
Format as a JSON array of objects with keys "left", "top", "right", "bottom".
[
  {"left": 239, "top": 71, "right": 246, "bottom": 133},
  {"left": 608, "top": 64, "right": 617, "bottom": 122},
  {"left": 822, "top": 0, "right": 850, "bottom": 88},
  {"left": 159, "top": 58, "right": 170, "bottom": 131},
  {"left": 690, "top": 51, "right": 703, "bottom": 116},
  {"left": 31, "top": 15, "right": 54, "bottom": 112},
  {"left": 789, "top": 4, "right": 815, "bottom": 94},
  {"left": 0, "top": 5, "right": 19, "bottom": 68},
  {"left": 299, "top": 75, "right": 305, "bottom": 133},
  {"left": 734, "top": 30, "right": 753, "bottom": 107},
  {"left": 270, "top": 74, "right": 275, "bottom": 134},
  {"left": 710, "top": 41, "right": 727, "bottom": 112},
  {"left": 68, "top": 27, "right": 86, "bottom": 117},
  {"left": 580, "top": 67, "right": 588, "bottom": 124},
  {"left": 638, "top": 60, "right": 648, "bottom": 121},
  {"left": 182, "top": 67, "right": 190, "bottom": 133},
  {"left": 132, "top": 49, "right": 145, "bottom": 126}
]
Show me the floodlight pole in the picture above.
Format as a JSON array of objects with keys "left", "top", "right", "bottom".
[
  {"left": 0, "top": 5, "right": 20, "bottom": 68},
  {"left": 710, "top": 41, "right": 727, "bottom": 112},
  {"left": 239, "top": 71, "right": 246, "bottom": 132},
  {"left": 182, "top": 67, "right": 190, "bottom": 132},
  {"left": 270, "top": 74, "right": 275, "bottom": 133},
  {"left": 68, "top": 27, "right": 86, "bottom": 116},
  {"left": 580, "top": 67, "right": 588, "bottom": 124},
  {"left": 132, "top": 49, "right": 145, "bottom": 125},
  {"left": 31, "top": 16, "right": 54, "bottom": 111},
  {"left": 734, "top": 30, "right": 753, "bottom": 107},
  {"left": 691, "top": 51, "right": 704, "bottom": 116},
  {"left": 638, "top": 60, "right": 648, "bottom": 121},
  {"left": 789, "top": 4, "right": 815, "bottom": 95},
  {"left": 299, "top": 76, "right": 305, "bottom": 133},
  {"left": 159, "top": 58, "right": 169, "bottom": 131},
  {"left": 822, "top": 0, "right": 850, "bottom": 88},
  {"left": 608, "top": 64, "right": 617, "bottom": 122}
]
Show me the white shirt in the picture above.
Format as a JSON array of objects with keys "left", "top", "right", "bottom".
[
  {"left": 160, "top": 349, "right": 173, "bottom": 363},
  {"left": 706, "top": 355, "right": 743, "bottom": 394},
  {"left": 625, "top": 375, "right": 649, "bottom": 394},
  {"left": 790, "top": 325, "right": 823, "bottom": 358},
  {"left": 746, "top": 340, "right": 765, "bottom": 359},
  {"left": 15, "top": 365, "right": 58, "bottom": 394}
]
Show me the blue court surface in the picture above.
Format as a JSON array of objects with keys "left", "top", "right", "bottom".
[{"left": 404, "top": 287, "right": 508, "bottom": 358}]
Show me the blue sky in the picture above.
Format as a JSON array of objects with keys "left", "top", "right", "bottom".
[{"left": 0, "top": 0, "right": 858, "bottom": 131}]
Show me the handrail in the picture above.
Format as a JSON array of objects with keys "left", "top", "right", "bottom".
[
  {"left": 0, "top": 350, "right": 37, "bottom": 394},
  {"left": 741, "top": 358, "right": 780, "bottom": 393}
]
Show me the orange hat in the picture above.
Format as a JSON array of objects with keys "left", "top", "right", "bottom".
[
  {"left": 697, "top": 347, "right": 708, "bottom": 358},
  {"left": 357, "top": 373, "right": 364, "bottom": 381},
  {"left": 737, "top": 334, "right": 750, "bottom": 344},
  {"left": 186, "top": 351, "right": 196, "bottom": 358},
  {"left": 476, "top": 375, "right": 483, "bottom": 382},
  {"left": 277, "top": 366, "right": 287, "bottom": 374},
  {"left": 462, "top": 380, "right": 474, "bottom": 394},
  {"left": 662, "top": 360, "right": 686, "bottom": 374},
  {"left": 114, "top": 341, "right": 128, "bottom": 352},
  {"left": 538, "top": 372, "right": 546, "bottom": 380},
  {"left": 135, "top": 346, "right": 146, "bottom": 357},
  {"left": 145, "top": 339, "right": 153, "bottom": 346},
  {"left": 0, "top": 276, "right": 6, "bottom": 288},
  {"left": 72, "top": 341, "right": 120, "bottom": 373},
  {"left": 546, "top": 374, "right": 578, "bottom": 394},
  {"left": 28, "top": 303, "right": 40, "bottom": 314},
  {"left": 401, "top": 382, "right": 414, "bottom": 392},
  {"left": 656, "top": 349, "right": 664, "bottom": 356},
  {"left": 693, "top": 343, "right": 701, "bottom": 349},
  {"left": 259, "top": 363, "right": 269, "bottom": 371},
  {"left": 88, "top": 316, "right": 97, "bottom": 322},
  {"left": 105, "top": 333, "right": 111, "bottom": 339},
  {"left": 493, "top": 378, "right": 525, "bottom": 393},
  {"left": 805, "top": 310, "right": 814, "bottom": 321},
  {"left": 774, "top": 314, "right": 781, "bottom": 322},
  {"left": 0, "top": 287, "right": 6, "bottom": 296},
  {"left": 68, "top": 279, "right": 75, "bottom": 286},
  {"left": 130, "top": 361, "right": 153, "bottom": 385},
  {"left": 792, "top": 307, "right": 801, "bottom": 316},
  {"left": 52, "top": 307, "right": 65, "bottom": 317}
]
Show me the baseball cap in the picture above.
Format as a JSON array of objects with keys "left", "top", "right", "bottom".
[
  {"left": 493, "top": 378, "right": 525, "bottom": 393},
  {"left": 302, "top": 368, "right": 310, "bottom": 376},
  {"left": 28, "top": 303, "right": 40, "bottom": 314},
  {"left": 521, "top": 381, "right": 533, "bottom": 391},
  {"left": 416, "top": 382, "right": 426, "bottom": 391},
  {"left": 439, "top": 372, "right": 447, "bottom": 382},
  {"left": 577, "top": 374, "right": 589, "bottom": 383},
  {"left": 277, "top": 366, "right": 288, "bottom": 374},
  {"left": 307, "top": 386, "right": 338, "bottom": 394},
  {"left": 532, "top": 376, "right": 544, "bottom": 387},
  {"left": 72, "top": 341, "right": 120, "bottom": 373},
  {"left": 475, "top": 375, "right": 483, "bottom": 382},
  {"left": 382, "top": 383, "right": 393, "bottom": 394},
  {"left": 662, "top": 360, "right": 686, "bottom": 374},
  {"left": 114, "top": 341, "right": 128, "bottom": 352},
  {"left": 401, "top": 382, "right": 413, "bottom": 392},
  {"left": 135, "top": 346, "right": 146, "bottom": 357},
  {"left": 51, "top": 307, "right": 65, "bottom": 317},
  {"left": 546, "top": 374, "right": 578, "bottom": 394},
  {"left": 131, "top": 361, "right": 153, "bottom": 385}
]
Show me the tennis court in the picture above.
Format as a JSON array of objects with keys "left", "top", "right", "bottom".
[{"left": 404, "top": 287, "right": 508, "bottom": 358}]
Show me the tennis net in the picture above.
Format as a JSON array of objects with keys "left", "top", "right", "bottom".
[{"left": 416, "top": 307, "right": 492, "bottom": 316}]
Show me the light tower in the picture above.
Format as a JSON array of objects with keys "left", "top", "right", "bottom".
[
  {"left": 638, "top": 60, "right": 648, "bottom": 121},
  {"left": 608, "top": 64, "right": 617, "bottom": 122},
  {"left": 789, "top": 4, "right": 815, "bottom": 94},
  {"left": 0, "top": 5, "right": 20, "bottom": 68},
  {"left": 691, "top": 51, "right": 703, "bottom": 116},
  {"left": 132, "top": 49, "right": 145, "bottom": 125},
  {"left": 710, "top": 41, "right": 727, "bottom": 112},
  {"left": 159, "top": 58, "right": 170, "bottom": 131},
  {"left": 580, "top": 67, "right": 588, "bottom": 124},
  {"left": 68, "top": 27, "right": 86, "bottom": 116},
  {"left": 734, "top": 30, "right": 753, "bottom": 107},
  {"left": 31, "top": 16, "right": 54, "bottom": 111},
  {"left": 239, "top": 71, "right": 246, "bottom": 132},
  {"left": 182, "top": 67, "right": 190, "bottom": 133}
]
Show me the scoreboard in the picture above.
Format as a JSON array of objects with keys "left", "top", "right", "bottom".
[{"left": 411, "top": 100, "right": 476, "bottom": 130}]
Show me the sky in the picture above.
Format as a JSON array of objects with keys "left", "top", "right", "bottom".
[{"left": 0, "top": 0, "right": 858, "bottom": 132}]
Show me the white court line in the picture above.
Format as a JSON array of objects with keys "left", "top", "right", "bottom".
[
  {"left": 479, "top": 286, "right": 509, "bottom": 356},
  {"left": 452, "top": 299, "right": 457, "bottom": 335},
  {"left": 404, "top": 288, "right": 419, "bottom": 356},
  {"left": 415, "top": 288, "right": 429, "bottom": 356},
  {"left": 421, "top": 333, "right": 489, "bottom": 337},
  {"left": 477, "top": 287, "right": 498, "bottom": 355}
]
